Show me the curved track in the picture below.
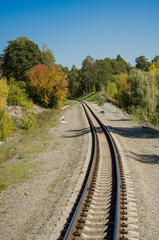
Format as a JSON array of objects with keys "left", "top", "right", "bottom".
[{"left": 59, "top": 101, "right": 128, "bottom": 240}]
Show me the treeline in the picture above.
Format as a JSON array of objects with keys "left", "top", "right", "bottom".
[{"left": 64, "top": 55, "right": 159, "bottom": 125}]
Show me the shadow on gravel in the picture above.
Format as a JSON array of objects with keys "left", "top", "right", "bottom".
[
  {"left": 129, "top": 151, "right": 159, "bottom": 164},
  {"left": 64, "top": 127, "right": 90, "bottom": 138},
  {"left": 107, "top": 125, "right": 159, "bottom": 139},
  {"left": 63, "top": 125, "right": 159, "bottom": 139},
  {"left": 110, "top": 119, "right": 131, "bottom": 122}
]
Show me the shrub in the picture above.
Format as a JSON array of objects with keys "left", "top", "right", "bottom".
[
  {"left": 0, "top": 78, "right": 9, "bottom": 109},
  {"left": 149, "top": 113, "right": 159, "bottom": 126},
  {"left": 7, "top": 82, "right": 32, "bottom": 106},
  {"left": 7, "top": 81, "right": 33, "bottom": 111},
  {"left": 130, "top": 106, "right": 146, "bottom": 121},
  {"left": 22, "top": 110, "right": 36, "bottom": 129},
  {"left": 0, "top": 109, "right": 13, "bottom": 140}
]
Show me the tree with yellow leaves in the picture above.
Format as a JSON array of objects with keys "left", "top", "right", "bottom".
[
  {"left": 26, "top": 64, "right": 68, "bottom": 107},
  {"left": 0, "top": 78, "right": 13, "bottom": 140},
  {"left": 0, "top": 78, "right": 9, "bottom": 109}
]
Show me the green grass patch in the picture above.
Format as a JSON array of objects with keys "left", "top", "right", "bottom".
[
  {"left": 64, "top": 99, "right": 76, "bottom": 106},
  {"left": 16, "top": 153, "right": 31, "bottom": 160},
  {"left": 0, "top": 211, "right": 7, "bottom": 214},
  {"left": 0, "top": 161, "right": 36, "bottom": 192},
  {"left": 67, "top": 161, "right": 76, "bottom": 168},
  {"left": 77, "top": 91, "right": 105, "bottom": 105},
  {"left": 0, "top": 184, "right": 7, "bottom": 191}
]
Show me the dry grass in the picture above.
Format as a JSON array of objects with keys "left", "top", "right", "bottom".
[
  {"left": 0, "top": 161, "right": 36, "bottom": 192},
  {"left": 0, "top": 108, "right": 64, "bottom": 164}
]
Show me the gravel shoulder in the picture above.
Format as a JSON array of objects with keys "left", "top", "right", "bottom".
[
  {"left": 88, "top": 101, "right": 159, "bottom": 240},
  {"left": 0, "top": 103, "right": 89, "bottom": 240}
]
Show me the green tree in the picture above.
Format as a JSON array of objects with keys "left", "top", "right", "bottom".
[
  {"left": 0, "top": 55, "right": 3, "bottom": 78},
  {"left": 81, "top": 56, "right": 97, "bottom": 93},
  {"left": 41, "top": 43, "right": 55, "bottom": 68},
  {"left": 68, "top": 65, "right": 81, "bottom": 98},
  {"left": 1, "top": 37, "right": 44, "bottom": 81},
  {"left": 127, "top": 69, "right": 153, "bottom": 113},
  {"left": 111, "top": 55, "right": 130, "bottom": 74},
  {"left": 135, "top": 55, "right": 150, "bottom": 71},
  {"left": 152, "top": 56, "right": 159, "bottom": 63},
  {"left": 95, "top": 58, "right": 113, "bottom": 90}
]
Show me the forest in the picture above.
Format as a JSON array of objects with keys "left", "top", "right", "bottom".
[
  {"left": 0, "top": 36, "right": 159, "bottom": 140},
  {"left": 64, "top": 54, "right": 159, "bottom": 125}
]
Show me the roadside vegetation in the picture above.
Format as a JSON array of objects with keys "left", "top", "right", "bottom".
[
  {"left": 64, "top": 55, "right": 159, "bottom": 126},
  {"left": 0, "top": 36, "right": 69, "bottom": 191},
  {"left": 0, "top": 104, "right": 71, "bottom": 191},
  {"left": 0, "top": 36, "right": 68, "bottom": 141},
  {"left": 77, "top": 92, "right": 104, "bottom": 105}
]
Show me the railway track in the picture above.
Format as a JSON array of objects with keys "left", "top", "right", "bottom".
[{"left": 59, "top": 101, "right": 128, "bottom": 240}]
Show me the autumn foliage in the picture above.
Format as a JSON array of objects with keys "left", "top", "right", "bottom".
[
  {"left": 26, "top": 64, "right": 68, "bottom": 107},
  {"left": 0, "top": 78, "right": 9, "bottom": 109}
]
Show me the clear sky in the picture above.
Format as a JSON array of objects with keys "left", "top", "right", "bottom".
[{"left": 0, "top": 0, "right": 159, "bottom": 68}]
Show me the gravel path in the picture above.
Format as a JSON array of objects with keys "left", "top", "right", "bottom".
[
  {"left": 88, "top": 101, "right": 159, "bottom": 240},
  {"left": 0, "top": 101, "right": 159, "bottom": 240}
]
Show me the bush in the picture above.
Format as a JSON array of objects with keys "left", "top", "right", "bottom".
[
  {"left": 130, "top": 106, "right": 146, "bottom": 121},
  {"left": 149, "top": 113, "right": 159, "bottom": 126},
  {"left": 7, "top": 81, "right": 33, "bottom": 109},
  {"left": 106, "top": 81, "right": 118, "bottom": 99},
  {"left": 22, "top": 110, "right": 36, "bottom": 129},
  {"left": 0, "top": 78, "right": 9, "bottom": 109},
  {"left": 0, "top": 109, "right": 13, "bottom": 140}
]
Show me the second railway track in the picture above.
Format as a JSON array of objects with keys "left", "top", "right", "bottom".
[{"left": 59, "top": 101, "right": 128, "bottom": 240}]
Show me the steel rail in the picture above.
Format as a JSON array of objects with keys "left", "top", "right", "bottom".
[
  {"left": 60, "top": 101, "right": 127, "bottom": 240},
  {"left": 63, "top": 101, "right": 98, "bottom": 240},
  {"left": 82, "top": 101, "right": 120, "bottom": 239}
]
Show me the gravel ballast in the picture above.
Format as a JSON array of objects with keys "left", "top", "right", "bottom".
[{"left": 88, "top": 101, "right": 159, "bottom": 240}]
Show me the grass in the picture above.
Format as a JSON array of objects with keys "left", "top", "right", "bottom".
[
  {"left": 52, "top": 142, "right": 60, "bottom": 150},
  {"left": 16, "top": 153, "right": 31, "bottom": 160},
  {"left": 0, "top": 106, "right": 67, "bottom": 164},
  {"left": 140, "top": 149, "right": 151, "bottom": 154},
  {"left": 0, "top": 161, "right": 36, "bottom": 192},
  {"left": 0, "top": 211, "right": 7, "bottom": 214},
  {"left": 50, "top": 177, "right": 63, "bottom": 193},
  {"left": 68, "top": 162, "right": 74, "bottom": 167},
  {"left": 0, "top": 102, "right": 74, "bottom": 192},
  {"left": 77, "top": 91, "right": 105, "bottom": 106},
  {"left": 153, "top": 145, "right": 159, "bottom": 148}
]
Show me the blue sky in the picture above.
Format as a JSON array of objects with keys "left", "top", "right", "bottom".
[{"left": 0, "top": 0, "right": 159, "bottom": 68}]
